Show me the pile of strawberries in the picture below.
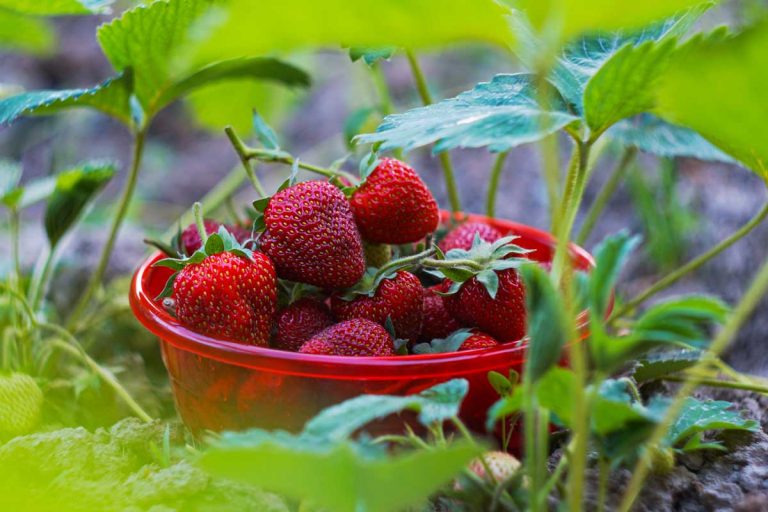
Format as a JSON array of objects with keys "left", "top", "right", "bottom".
[{"left": 156, "top": 158, "right": 533, "bottom": 357}]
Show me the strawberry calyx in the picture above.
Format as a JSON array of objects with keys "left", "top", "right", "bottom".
[
  {"left": 412, "top": 328, "right": 475, "bottom": 354},
  {"left": 337, "top": 247, "right": 435, "bottom": 300},
  {"left": 153, "top": 226, "right": 255, "bottom": 300},
  {"left": 422, "top": 235, "right": 533, "bottom": 298}
]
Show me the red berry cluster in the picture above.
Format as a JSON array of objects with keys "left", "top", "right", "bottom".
[{"left": 159, "top": 158, "right": 541, "bottom": 357}]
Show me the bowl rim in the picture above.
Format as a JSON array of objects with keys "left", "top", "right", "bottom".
[{"left": 129, "top": 214, "right": 595, "bottom": 379}]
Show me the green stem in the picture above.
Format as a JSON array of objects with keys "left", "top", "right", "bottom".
[
  {"left": 576, "top": 147, "right": 637, "bottom": 245},
  {"left": 610, "top": 200, "right": 768, "bottom": 321},
  {"left": 405, "top": 49, "right": 461, "bottom": 213},
  {"left": 421, "top": 257, "right": 484, "bottom": 271},
  {"left": 193, "top": 202, "right": 208, "bottom": 245},
  {"left": 486, "top": 152, "right": 509, "bottom": 218},
  {"left": 662, "top": 374, "right": 768, "bottom": 395},
  {"left": 9, "top": 208, "right": 21, "bottom": 293},
  {"left": 241, "top": 145, "right": 359, "bottom": 185},
  {"left": 373, "top": 247, "right": 435, "bottom": 280},
  {"left": 618, "top": 251, "right": 768, "bottom": 512},
  {"left": 522, "top": 380, "right": 541, "bottom": 512},
  {"left": 224, "top": 126, "right": 268, "bottom": 197},
  {"left": 28, "top": 245, "right": 55, "bottom": 311},
  {"left": 67, "top": 128, "right": 148, "bottom": 331}
]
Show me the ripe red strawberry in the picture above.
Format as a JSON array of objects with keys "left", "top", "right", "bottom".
[
  {"left": 259, "top": 181, "right": 366, "bottom": 289},
  {"left": 272, "top": 298, "right": 334, "bottom": 352},
  {"left": 331, "top": 270, "right": 423, "bottom": 343},
  {"left": 159, "top": 229, "right": 278, "bottom": 346},
  {"left": 350, "top": 158, "right": 439, "bottom": 244},
  {"left": 420, "top": 283, "right": 461, "bottom": 342},
  {"left": 439, "top": 221, "right": 503, "bottom": 253},
  {"left": 299, "top": 319, "right": 395, "bottom": 356},
  {"left": 460, "top": 330, "right": 500, "bottom": 351},
  {"left": 426, "top": 236, "right": 530, "bottom": 343},
  {"left": 444, "top": 269, "right": 525, "bottom": 343},
  {"left": 180, "top": 220, "right": 251, "bottom": 256}
]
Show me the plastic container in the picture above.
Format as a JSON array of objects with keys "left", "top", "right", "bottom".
[{"left": 130, "top": 213, "right": 594, "bottom": 439}]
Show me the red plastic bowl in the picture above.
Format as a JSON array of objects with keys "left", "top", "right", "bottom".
[{"left": 130, "top": 213, "right": 594, "bottom": 439}]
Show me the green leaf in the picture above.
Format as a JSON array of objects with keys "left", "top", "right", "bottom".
[
  {"left": 203, "top": 232, "right": 224, "bottom": 255},
  {"left": 251, "top": 110, "right": 281, "bottom": 150},
  {"left": 152, "top": 57, "right": 310, "bottom": 116},
  {"left": 199, "top": 436, "right": 480, "bottom": 512},
  {"left": 413, "top": 330, "right": 473, "bottom": 354},
  {"left": 357, "top": 73, "right": 578, "bottom": 153},
  {"left": 0, "top": 9, "right": 54, "bottom": 55},
  {"left": 0, "top": 71, "right": 133, "bottom": 126},
  {"left": 656, "top": 21, "right": 768, "bottom": 177},
  {"left": 17, "top": 176, "right": 56, "bottom": 209},
  {"left": 0, "top": 159, "right": 21, "bottom": 207},
  {"left": 584, "top": 38, "right": 677, "bottom": 137},
  {"left": 488, "top": 371, "right": 514, "bottom": 397},
  {"left": 608, "top": 114, "right": 737, "bottom": 163},
  {"left": 303, "top": 379, "right": 468, "bottom": 441},
  {"left": 476, "top": 270, "right": 499, "bottom": 299},
  {"left": 349, "top": 47, "right": 396, "bottom": 66},
  {"left": 511, "top": 0, "right": 707, "bottom": 42},
  {"left": 666, "top": 397, "right": 758, "bottom": 448},
  {"left": 589, "top": 231, "right": 640, "bottom": 318},
  {"left": 520, "top": 263, "right": 568, "bottom": 383},
  {"left": 633, "top": 349, "right": 702, "bottom": 383},
  {"left": 488, "top": 367, "right": 575, "bottom": 429},
  {"left": 592, "top": 380, "right": 664, "bottom": 435},
  {"left": 44, "top": 162, "right": 116, "bottom": 247},
  {"left": 191, "top": 0, "right": 511, "bottom": 64},
  {"left": 634, "top": 295, "right": 730, "bottom": 347},
  {"left": 0, "top": 0, "right": 110, "bottom": 15}
]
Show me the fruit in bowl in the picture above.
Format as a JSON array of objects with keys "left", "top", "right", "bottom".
[{"left": 130, "top": 158, "right": 595, "bottom": 439}]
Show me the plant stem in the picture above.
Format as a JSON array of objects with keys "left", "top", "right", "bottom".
[
  {"left": 9, "top": 208, "right": 21, "bottom": 293},
  {"left": 373, "top": 247, "right": 435, "bottom": 280},
  {"left": 28, "top": 245, "right": 55, "bottom": 312},
  {"left": 405, "top": 49, "right": 461, "bottom": 213},
  {"left": 662, "top": 374, "right": 768, "bottom": 394},
  {"left": 421, "top": 257, "right": 484, "bottom": 271},
  {"left": 67, "top": 128, "right": 148, "bottom": 331},
  {"left": 193, "top": 202, "right": 208, "bottom": 245},
  {"left": 369, "top": 63, "right": 405, "bottom": 160},
  {"left": 486, "top": 152, "right": 509, "bottom": 218},
  {"left": 224, "top": 126, "right": 268, "bottom": 197},
  {"left": 610, "top": 200, "right": 768, "bottom": 321},
  {"left": 576, "top": 147, "right": 637, "bottom": 245},
  {"left": 618, "top": 251, "right": 768, "bottom": 512}
]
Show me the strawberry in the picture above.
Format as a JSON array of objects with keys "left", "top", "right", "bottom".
[
  {"left": 258, "top": 180, "right": 366, "bottom": 289},
  {"left": 179, "top": 219, "right": 251, "bottom": 256},
  {"left": 331, "top": 270, "right": 423, "bottom": 343},
  {"left": 468, "top": 451, "right": 521, "bottom": 483},
  {"left": 438, "top": 221, "right": 503, "bottom": 253},
  {"left": 427, "top": 236, "right": 530, "bottom": 342},
  {"left": 272, "top": 298, "right": 334, "bottom": 352},
  {"left": 350, "top": 158, "right": 439, "bottom": 244},
  {"left": 363, "top": 241, "right": 392, "bottom": 268},
  {"left": 158, "top": 227, "right": 277, "bottom": 346},
  {"left": 413, "top": 328, "right": 499, "bottom": 354},
  {"left": 0, "top": 373, "right": 43, "bottom": 438},
  {"left": 299, "top": 319, "right": 395, "bottom": 356},
  {"left": 419, "top": 283, "right": 461, "bottom": 342}
]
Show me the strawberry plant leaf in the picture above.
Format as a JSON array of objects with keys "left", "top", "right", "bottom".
[
  {"left": 589, "top": 231, "right": 640, "bottom": 318},
  {"left": 656, "top": 21, "right": 768, "bottom": 177},
  {"left": 0, "top": 0, "right": 111, "bottom": 15},
  {"left": 0, "top": 9, "right": 54, "bottom": 56},
  {"left": 303, "top": 379, "right": 469, "bottom": 441},
  {"left": 520, "top": 263, "right": 568, "bottom": 383},
  {"left": 0, "top": 71, "right": 133, "bottom": 126},
  {"left": 512, "top": 0, "right": 706, "bottom": 42},
  {"left": 357, "top": 73, "right": 578, "bottom": 153},
  {"left": 633, "top": 295, "right": 730, "bottom": 348},
  {"left": 487, "top": 370, "right": 514, "bottom": 397},
  {"left": 680, "top": 432, "right": 727, "bottom": 453},
  {"left": 200, "top": 434, "right": 480, "bottom": 512},
  {"left": 608, "top": 114, "right": 737, "bottom": 163},
  {"left": 476, "top": 270, "right": 499, "bottom": 299},
  {"left": 251, "top": 110, "right": 281, "bottom": 150},
  {"left": 632, "top": 349, "right": 702, "bottom": 383},
  {"left": 191, "top": 0, "right": 511, "bottom": 64},
  {"left": 44, "top": 162, "right": 117, "bottom": 247},
  {"left": 0, "top": 159, "right": 22, "bottom": 208},
  {"left": 349, "top": 47, "right": 396, "bottom": 66},
  {"left": 413, "top": 330, "right": 473, "bottom": 354},
  {"left": 153, "top": 57, "right": 310, "bottom": 116},
  {"left": 665, "top": 397, "right": 758, "bottom": 449}
]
